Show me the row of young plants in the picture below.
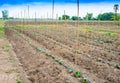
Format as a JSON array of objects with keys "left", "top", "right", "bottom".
[
  {"left": 34, "top": 27, "right": 120, "bottom": 55},
  {"left": 42, "top": 28, "right": 120, "bottom": 69},
  {"left": 6, "top": 27, "right": 92, "bottom": 83},
  {"left": 12, "top": 24, "right": 120, "bottom": 55},
  {"left": 14, "top": 28, "right": 120, "bottom": 83},
  {"left": 17, "top": 28, "right": 120, "bottom": 70},
  {"left": 62, "top": 27, "right": 119, "bottom": 55},
  {"left": 77, "top": 31, "right": 120, "bottom": 51}
]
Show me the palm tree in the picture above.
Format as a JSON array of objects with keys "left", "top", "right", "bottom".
[{"left": 114, "top": 4, "right": 119, "bottom": 20}]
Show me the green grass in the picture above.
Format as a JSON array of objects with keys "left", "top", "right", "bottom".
[
  {"left": 0, "top": 27, "right": 4, "bottom": 31},
  {"left": 0, "top": 27, "right": 4, "bottom": 38},
  {"left": 6, "top": 68, "right": 20, "bottom": 74},
  {"left": 0, "top": 21, "right": 5, "bottom": 38},
  {"left": 8, "top": 57, "right": 16, "bottom": 62},
  {"left": 0, "top": 57, "right": 15, "bottom": 62},
  {"left": 98, "top": 29, "right": 118, "bottom": 36},
  {"left": 105, "top": 31, "right": 118, "bottom": 37},
  {"left": 4, "top": 44, "right": 11, "bottom": 52}
]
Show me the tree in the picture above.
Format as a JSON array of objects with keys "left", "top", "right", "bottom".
[
  {"left": 59, "top": 17, "right": 62, "bottom": 20},
  {"left": 71, "top": 16, "right": 82, "bottom": 20},
  {"left": 2, "top": 10, "right": 8, "bottom": 20},
  {"left": 83, "top": 13, "right": 93, "bottom": 20},
  {"left": 62, "top": 15, "right": 70, "bottom": 20},
  {"left": 87, "top": 13, "right": 93, "bottom": 20},
  {"left": 71, "top": 16, "right": 78, "bottom": 20},
  {"left": 97, "top": 12, "right": 114, "bottom": 20},
  {"left": 114, "top": 4, "right": 119, "bottom": 20}
]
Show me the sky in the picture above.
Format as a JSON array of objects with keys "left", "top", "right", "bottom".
[{"left": 0, "top": 0, "right": 120, "bottom": 18}]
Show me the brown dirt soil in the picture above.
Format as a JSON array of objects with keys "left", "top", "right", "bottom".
[
  {"left": 6, "top": 29, "right": 81, "bottom": 83},
  {"left": 0, "top": 38, "right": 30, "bottom": 83},
  {"left": 5, "top": 28, "right": 120, "bottom": 83}
]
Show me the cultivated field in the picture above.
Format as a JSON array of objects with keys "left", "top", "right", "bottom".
[{"left": 5, "top": 21, "right": 120, "bottom": 83}]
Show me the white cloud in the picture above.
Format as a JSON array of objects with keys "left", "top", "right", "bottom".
[{"left": 0, "top": 2, "right": 119, "bottom": 18}]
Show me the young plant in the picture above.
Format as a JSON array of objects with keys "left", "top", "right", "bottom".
[
  {"left": 96, "top": 58, "right": 102, "bottom": 62},
  {"left": 75, "top": 71, "right": 82, "bottom": 77},
  {"left": 81, "top": 77, "right": 89, "bottom": 83},
  {"left": 115, "top": 64, "right": 120, "bottom": 69},
  {"left": 16, "top": 78, "right": 22, "bottom": 83},
  {"left": 68, "top": 68, "right": 74, "bottom": 73}
]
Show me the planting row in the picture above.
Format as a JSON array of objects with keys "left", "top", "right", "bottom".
[{"left": 11, "top": 27, "right": 120, "bottom": 83}]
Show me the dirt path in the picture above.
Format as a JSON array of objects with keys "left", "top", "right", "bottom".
[{"left": 0, "top": 38, "right": 30, "bottom": 83}]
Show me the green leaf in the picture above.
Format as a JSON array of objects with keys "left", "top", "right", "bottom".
[
  {"left": 16, "top": 78, "right": 22, "bottom": 83},
  {"left": 96, "top": 58, "right": 102, "bottom": 62},
  {"left": 115, "top": 64, "right": 120, "bottom": 69},
  {"left": 75, "top": 71, "right": 82, "bottom": 77},
  {"left": 68, "top": 68, "right": 74, "bottom": 73},
  {"left": 81, "top": 77, "right": 89, "bottom": 83},
  {"left": 59, "top": 60, "right": 64, "bottom": 65}
]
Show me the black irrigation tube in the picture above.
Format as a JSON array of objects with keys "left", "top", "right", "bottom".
[
  {"left": 18, "top": 29, "right": 118, "bottom": 69},
  {"left": 7, "top": 28, "right": 92, "bottom": 83}
]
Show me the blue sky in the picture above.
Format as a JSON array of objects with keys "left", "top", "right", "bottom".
[
  {"left": 0, "top": 0, "right": 120, "bottom": 18},
  {"left": 0, "top": 0, "right": 119, "bottom": 5}
]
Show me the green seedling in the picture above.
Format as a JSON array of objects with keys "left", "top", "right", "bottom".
[
  {"left": 75, "top": 71, "right": 82, "bottom": 77},
  {"left": 16, "top": 78, "right": 22, "bottom": 83},
  {"left": 81, "top": 77, "right": 89, "bottom": 83},
  {"left": 87, "top": 54, "right": 92, "bottom": 58},
  {"left": 115, "top": 64, "right": 120, "bottom": 69},
  {"left": 46, "top": 53, "right": 51, "bottom": 56},
  {"left": 54, "top": 58, "right": 59, "bottom": 62},
  {"left": 86, "top": 28, "right": 94, "bottom": 33},
  {"left": 59, "top": 60, "right": 64, "bottom": 65},
  {"left": 68, "top": 68, "right": 74, "bottom": 73},
  {"left": 40, "top": 49, "right": 46, "bottom": 53},
  {"left": 97, "top": 58, "right": 102, "bottom": 62}
]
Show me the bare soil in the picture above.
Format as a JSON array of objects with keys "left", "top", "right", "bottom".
[
  {"left": 5, "top": 27, "right": 120, "bottom": 83},
  {"left": 0, "top": 38, "right": 30, "bottom": 83}
]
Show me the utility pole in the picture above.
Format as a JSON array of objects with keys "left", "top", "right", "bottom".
[
  {"left": 52, "top": 0, "right": 54, "bottom": 20},
  {"left": 75, "top": 0, "right": 80, "bottom": 64},
  {"left": 28, "top": 5, "right": 30, "bottom": 19},
  {"left": 35, "top": 12, "right": 37, "bottom": 22},
  {"left": 77, "top": 0, "right": 79, "bottom": 27}
]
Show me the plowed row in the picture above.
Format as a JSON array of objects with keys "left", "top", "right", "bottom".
[{"left": 5, "top": 21, "right": 120, "bottom": 83}]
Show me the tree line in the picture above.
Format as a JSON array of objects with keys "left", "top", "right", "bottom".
[
  {"left": 59, "top": 12, "right": 120, "bottom": 21},
  {"left": 59, "top": 4, "right": 119, "bottom": 21}
]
